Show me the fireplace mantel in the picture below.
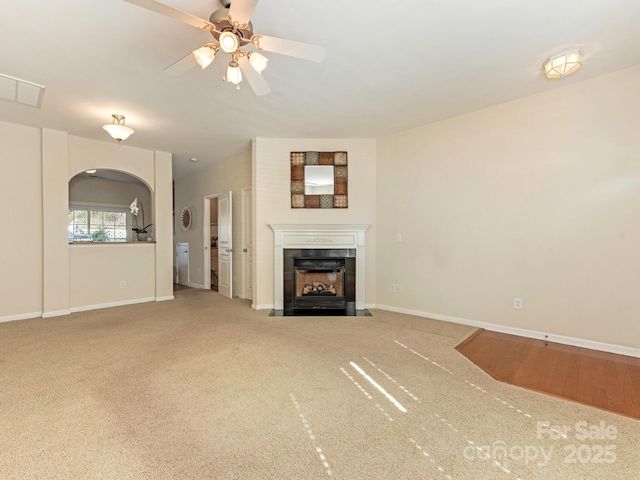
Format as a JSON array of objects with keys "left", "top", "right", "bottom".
[{"left": 270, "top": 224, "right": 370, "bottom": 311}]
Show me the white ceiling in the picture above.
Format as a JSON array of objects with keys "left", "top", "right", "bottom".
[{"left": 1, "top": 0, "right": 640, "bottom": 179}]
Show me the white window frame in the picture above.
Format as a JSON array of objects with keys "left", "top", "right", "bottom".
[{"left": 68, "top": 202, "right": 133, "bottom": 243}]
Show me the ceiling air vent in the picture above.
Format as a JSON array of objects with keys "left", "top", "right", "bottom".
[{"left": 0, "top": 73, "right": 46, "bottom": 108}]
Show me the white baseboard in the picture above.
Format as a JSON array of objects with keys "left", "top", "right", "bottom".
[
  {"left": 42, "top": 309, "right": 72, "bottom": 318},
  {"left": 156, "top": 295, "right": 175, "bottom": 302},
  {"left": 0, "top": 311, "right": 43, "bottom": 323},
  {"left": 187, "top": 282, "right": 204, "bottom": 289},
  {"left": 70, "top": 297, "right": 156, "bottom": 313},
  {"left": 375, "top": 304, "right": 640, "bottom": 359},
  {"left": 254, "top": 304, "right": 274, "bottom": 310}
]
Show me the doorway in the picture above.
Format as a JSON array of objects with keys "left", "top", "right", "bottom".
[
  {"left": 203, "top": 192, "right": 233, "bottom": 298},
  {"left": 242, "top": 187, "right": 253, "bottom": 303},
  {"left": 209, "top": 197, "right": 218, "bottom": 292}
]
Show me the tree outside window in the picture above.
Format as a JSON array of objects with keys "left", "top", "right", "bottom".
[{"left": 68, "top": 207, "right": 128, "bottom": 242}]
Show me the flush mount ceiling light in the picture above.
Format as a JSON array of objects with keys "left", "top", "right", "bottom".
[
  {"left": 103, "top": 114, "right": 134, "bottom": 142},
  {"left": 543, "top": 50, "right": 582, "bottom": 79},
  {"left": 86, "top": 169, "right": 97, "bottom": 174},
  {"left": 123, "top": 0, "right": 325, "bottom": 96}
]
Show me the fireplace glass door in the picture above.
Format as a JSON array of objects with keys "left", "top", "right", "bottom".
[{"left": 293, "top": 258, "right": 346, "bottom": 311}]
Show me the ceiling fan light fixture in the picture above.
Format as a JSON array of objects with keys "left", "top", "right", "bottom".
[
  {"left": 543, "top": 50, "right": 582, "bottom": 79},
  {"left": 248, "top": 51, "right": 269, "bottom": 73},
  {"left": 226, "top": 60, "right": 243, "bottom": 87},
  {"left": 193, "top": 45, "right": 216, "bottom": 69},
  {"left": 103, "top": 114, "right": 134, "bottom": 142},
  {"left": 219, "top": 31, "right": 240, "bottom": 53}
]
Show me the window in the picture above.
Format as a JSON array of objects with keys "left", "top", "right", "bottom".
[{"left": 68, "top": 206, "right": 129, "bottom": 242}]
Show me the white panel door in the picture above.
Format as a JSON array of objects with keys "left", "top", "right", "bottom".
[
  {"left": 242, "top": 188, "right": 253, "bottom": 301},
  {"left": 218, "top": 191, "right": 233, "bottom": 298},
  {"left": 176, "top": 243, "right": 189, "bottom": 286}
]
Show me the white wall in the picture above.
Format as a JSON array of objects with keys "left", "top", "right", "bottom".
[
  {"left": 0, "top": 122, "right": 43, "bottom": 319},
  {"left": 69, "top": 176, "right": 151, "bottom": 211},
  {"left": 0, "top": 121, "right": 174, "bottom": 321},
  {"left": 253, "top": 138, "right": 377, "bottom": 309},
  {"left": 377, "top": 65, "right": 640, "bottom": 351},
  {"left": 70, "top": 244, "right": 156, "bottom": 309},
  {"left": 173, "top": 151, "right": 251, "bottom": 292}
]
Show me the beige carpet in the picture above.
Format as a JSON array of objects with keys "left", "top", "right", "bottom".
[{"left": 1, "top": 290, "right": 638, "bottom": 479}]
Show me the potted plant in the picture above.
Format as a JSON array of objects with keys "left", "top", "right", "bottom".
[
  {"left": 130, "top": 198, "right": 153, "bottom": 241},
  {"left": 91, "top": 228, "right": 111, "bottom": 242}
]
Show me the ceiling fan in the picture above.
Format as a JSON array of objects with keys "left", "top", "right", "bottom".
[{"left": 123, "top": 0, "right": 325, "bottom": 96}]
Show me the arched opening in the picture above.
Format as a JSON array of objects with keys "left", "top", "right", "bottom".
[{"left": 68, "top": 169, "right": 153, "bottom": 243}]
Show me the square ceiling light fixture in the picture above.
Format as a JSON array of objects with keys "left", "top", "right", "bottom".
[
  {"left": 543, "top": 50, "right": 582, "bottom": 79},
  {"left": 0, "top": 73, "right": 46, "bottom": 107}
]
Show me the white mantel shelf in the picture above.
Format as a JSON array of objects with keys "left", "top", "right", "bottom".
[{"left": 270, "top": 224, "right": 370, "bottom": 311}]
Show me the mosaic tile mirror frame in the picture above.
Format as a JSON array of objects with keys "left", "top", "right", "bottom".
[{"left": 291, "top": 151, "right": 348, "bottom": 208}]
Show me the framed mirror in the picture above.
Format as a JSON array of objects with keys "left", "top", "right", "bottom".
[
  {"left": 291, "top": 151, "right": 348, "bottom": 208},
  {"left": 180, "top": 207, "right": 192, "bottom": 231}
]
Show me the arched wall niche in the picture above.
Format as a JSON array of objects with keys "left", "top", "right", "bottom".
[
  {"left": 68, "top": 168, "right": 153, "bottom": 191},
  {"left": 68, "top": 169, "right": 153, "bottom": 243}
]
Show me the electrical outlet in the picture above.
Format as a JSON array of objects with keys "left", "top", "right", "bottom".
[
  {"left": 120, "top": 280, "right": 126, "bottom": 289},
  {"left": 390, "top": 284, "right": 396, "bottom": 293},
  {"left": 396, "top": 284, "right": 401, "bottom": 293},
  {"left": 396, "top": 233, "right": 402, "bottom": 242},
  {"left": 513, "top": 297, "right": 523, "bottom": 309}
]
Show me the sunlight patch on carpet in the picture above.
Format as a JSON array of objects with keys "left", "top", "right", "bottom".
[
  {"left": 289, "top": 393, "right": 333, "bottom": 477},
  {"left": 350, "top": 362, "right": 407, "bottom": 413}
]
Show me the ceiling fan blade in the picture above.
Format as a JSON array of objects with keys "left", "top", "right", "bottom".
[
  {"left": 238, "top": 56, "right": 271, "bottom": 96},
  {"left": 228, "top": 0, "right": 260, "bottom": 26},
  {"left": 164, "top": 50, "right": 199, "bottom": 76},
  {"left": 122, "top": 0, "right": 215, "bottom": 30},
  {"left": 252, "top": 35, "right": 325, "bottom": 62}
]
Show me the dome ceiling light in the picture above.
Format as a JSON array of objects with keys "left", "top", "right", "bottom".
[
  {"left": 102, "top": 114, "right": 134, "bottom": 142},
  {"left": 543, "top": 50, "right": 582, "bottom": 79}
]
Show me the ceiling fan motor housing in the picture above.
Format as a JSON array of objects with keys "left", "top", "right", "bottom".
[{"left": 209, "top": 7, "right": 253, "bottom": 45}]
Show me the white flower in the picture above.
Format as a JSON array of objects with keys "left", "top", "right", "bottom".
[{"left": 130, "top": 198, "right": 139, "bottom": 216}]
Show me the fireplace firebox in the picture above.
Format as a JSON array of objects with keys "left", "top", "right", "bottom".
[
  {"left": 294, "top": 258, "right": 346, "bottom": 310},
  {"left": 284, "top": 249, "right": 356, "bottom": 315}
]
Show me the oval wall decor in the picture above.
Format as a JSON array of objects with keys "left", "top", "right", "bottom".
[{"left": 180, "top": 207, "right": 192, "bottom": 231}]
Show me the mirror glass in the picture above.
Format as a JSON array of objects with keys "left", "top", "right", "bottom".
[{"left": 304, "top": 165, "right": 334, "bottom": 195}]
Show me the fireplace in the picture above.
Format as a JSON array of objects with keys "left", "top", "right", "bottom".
[
  {"left": 284, "top": 249, "right": 355, "bottom": 314},
  {"left": 270, "top": 224, "right": 370, "bottom": 316}
]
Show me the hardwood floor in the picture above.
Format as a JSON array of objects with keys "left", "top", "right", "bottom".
[{"left": 456, "top": 330, "right": 640, "bottom": 419}]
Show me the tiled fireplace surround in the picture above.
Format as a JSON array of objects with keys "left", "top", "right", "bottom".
[{"left": 270, "top": 224, "right": 370, "bottom": 312}]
